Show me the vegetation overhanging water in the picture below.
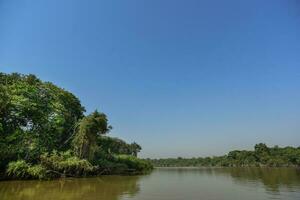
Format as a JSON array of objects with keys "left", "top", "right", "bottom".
[{"left": 0, "top": 73, "right": 152, "bottom": 180}]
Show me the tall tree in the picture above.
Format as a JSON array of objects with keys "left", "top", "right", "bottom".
[
  {"left": 72, "top": 111, "right": 112, "bottom": 161},
  {"left": 130, "top": 142, "right": 142, "bottom": 157},
  {"left": 0, "top": 73, "right": 85, "bottom": 166}
]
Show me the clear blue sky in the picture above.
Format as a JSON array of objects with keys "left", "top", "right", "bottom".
[{"left": 1, "top": 0, "right": 300, "bottom": 158}]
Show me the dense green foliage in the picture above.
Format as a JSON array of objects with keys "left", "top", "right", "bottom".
[
  {"left": 72, "top": 111, "right": 112, "bottom": 161},
  {"left": 6, "top": 160, "right": 47, "bottom": 179},
  {"left": 0, "top": 73, "right": 152, "bottom": 180},
  {"left": 40, "top": 151, "right": 95, "bottom": 177},
  {"left": 0, "top": 73, "right": 84, "bottom": 169},
  {"left": 115, "top": 155, "right": 153, "bottom": 172},
  {"left": 97, "top": 136, "right": 142, "bottom": 157},
  {"left": 150, "top": 143, "right": 300, "bottom": 167}
]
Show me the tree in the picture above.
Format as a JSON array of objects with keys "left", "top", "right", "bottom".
[
  {"left": 72, "top": 111, "right": 112, "bottom": 161},
  {"left": 130, "top": 142, "right": 142, "bottom": 157},
  {"left": 255, "top": 143, "right": 269, "bottom": 154},
  {"left": 0, "top": 73, "right": 85, "bottom": 166}
]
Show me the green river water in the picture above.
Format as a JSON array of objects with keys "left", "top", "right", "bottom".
[{"left": 1, "top": 167, "right": 300, "bottom": 200}]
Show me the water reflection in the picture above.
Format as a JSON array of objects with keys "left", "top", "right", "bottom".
[
  {"left": 215, "top": 167, "right": 300, "bottom": 192},
  {"left": 156, "top": 167, "right": 300, "bottom": 193},
  {"left": 1, "top": 168, "right": 300, "bottom": 200},
  {"left": 0, "top": 176, "right": 141, "bottom": 200}
]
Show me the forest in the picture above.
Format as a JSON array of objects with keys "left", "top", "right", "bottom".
[
  {"left": 0, "top": 73, "right": 152, "bottom": 180},
  {"left": 149, "top": 143, "right": 300, "bottom": 167}
]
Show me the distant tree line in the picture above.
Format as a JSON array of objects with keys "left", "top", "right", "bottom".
[
  {"left": 149, "top": 143, "right": 300, "bottom": 167},
  {"left": 0, "top": 73, "right": 152, "bottom": 180}
]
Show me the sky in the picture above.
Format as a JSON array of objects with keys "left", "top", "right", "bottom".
[{"left": 0, "top": 0, "right": 300, "bottom": 158}]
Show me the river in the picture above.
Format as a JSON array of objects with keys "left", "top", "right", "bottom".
[{"left": 1, "top": 167, "right": 300, "bottom": 200}]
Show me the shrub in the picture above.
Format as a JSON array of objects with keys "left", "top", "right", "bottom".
[
  {"left": 27, "top": 164, "right": 47, "bottom": 179},
  {"left": 115, "top": 155, "right": 153, "bottom": 172},
  {"left": 40, "top": 151, "right": 95, "bottom": 176},
  {"left": 90, "top": 157, "right": 127, "bottom": 174},
  {"left": 7, "top": 160, "right": 30, "bottom": 178},
  {"left": 6, "top": 160, "right": 47, "bottom": 179}
]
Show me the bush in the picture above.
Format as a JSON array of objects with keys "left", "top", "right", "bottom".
[
  {"left": 7, "top": 160, "right": 30, "bottom": 178},
  {"left": 115, "top": 155, "right": 153, "bottom": 172},
  {"left": 27, "top": 164, "right": 47, "bottom": 179},
  {"left": 6, "top": 160, "right": 47, "bottom": 179},
  {"left": 40, "top": 151, "right": 95, "bottom": 176}
]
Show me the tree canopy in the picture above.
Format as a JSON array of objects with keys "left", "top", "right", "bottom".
[{"left": 0, "top": 73, "right": 85, "bottom": 167}]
